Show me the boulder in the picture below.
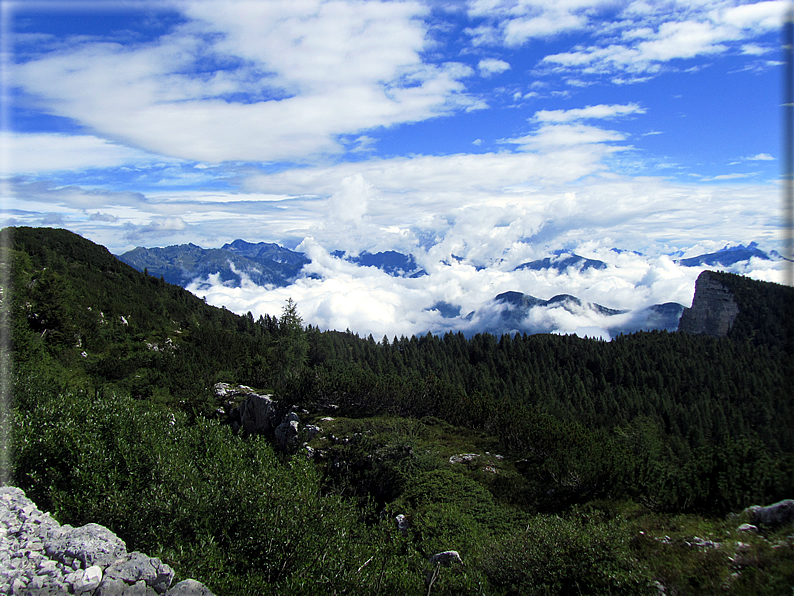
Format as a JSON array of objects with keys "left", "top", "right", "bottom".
[
  {"left": 95, "top": 577, "right": 156, "bottom": 595},
  {"left": 235, "top": 392, "right": 277, "bottom": 435},
  {"left": 104, "top": 551, "right": 174, "bottom": 594},
  {"left": 428, "top": 550, "right": 463, "bottom": 567},
  {"left": 45, "top": 523, "right": 127, "bottom": 568},
  {"left": 167, "top": 579, "right": 216, "bottom": 596},
  {"left": 747, "top": 499, "right": 794, "bottom": 528},
  {"left": 275, "top": 412, "right": 300, "bottom": 452},
  {"left": 395, "top": 514, "right": 408, "bottom": 536}
]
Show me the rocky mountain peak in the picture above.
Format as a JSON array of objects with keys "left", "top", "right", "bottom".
[{"left": 678, "top": 271, "right": 740, "bottom": 337}]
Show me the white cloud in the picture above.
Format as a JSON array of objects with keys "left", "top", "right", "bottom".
[
  {"left": 532, "top": 103, "right": 645, "bottom": 123},
  {"left": 1, "top": 132, "right": 161, "bottom": 175},
  {"left": 478, "top": 58, "right": 511, "bottom": 76},
  {"left": 535, "top": 0, "right": 788, "bottom": 78},
  {"left": 706, "top": 172, "right": 756, "bottom": 180},
  {"left": 740, "top": 43, "right": 771, "bottom": 55},
  {"left": 466, "top": 0, "right": 614, "bottom": 46},
  {"left": 746, "top": 153, "right": 775, "bottom": 161},
  {"left": 506, "top": 123, "right": 627, "bottom": 150},
  {"left": 185, "top": 236, "right": 785, "bottom": 340},
  {"left": 326, "top": 173, "right": 373, "bottom": 227},
  {"left": 13, "top": 0, "right": 479, "bottom": 163}
]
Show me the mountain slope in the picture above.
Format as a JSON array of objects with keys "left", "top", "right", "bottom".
[{"left": 5, "top": 226, "right": 284, "bottom": 407}]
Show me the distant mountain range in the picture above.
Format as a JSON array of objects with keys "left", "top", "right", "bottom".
[
  {"left": 425, "top": 291, "right": 685, "bottom": 337},
  {"left": 118, "top": 240, "right": 309, "bottom": 288},
  {"left": 676, "top": 242, "right": 779, "bottom": 267},
  {"left": 119, "top": 240, "right": 785, "bottom": 289},
  {"left": 513, "top": 252, "right": 607, "bottom": 272},
  {"left": 331, "top": 250, "right": 426, "bottom": 277},
  {"left": 117, "top": 238, "right": 786, "bottom": 338}
]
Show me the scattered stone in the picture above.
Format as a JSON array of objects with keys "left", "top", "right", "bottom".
[
  {"left": 449, "top": 453, "right": 479, "bottom": 464},
  {"left": 304, "top": 424, "right": 321, "bottom": 441},
  {"left": 737, "top": 523, "right": 758, "bottom": 533},
  {"left": 72, "top": 565, "right": 103, "bottom": 593}
]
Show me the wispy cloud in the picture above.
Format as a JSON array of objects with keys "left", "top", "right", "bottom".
[
  {"left": 532, "top": 103, "right": 646, "bottom": 123},
  {"left": 500, "top": 0, "right": 791, "bottom": 80},
  {"left": 1, "top": 132, "right": 163, "bottom": 175}
]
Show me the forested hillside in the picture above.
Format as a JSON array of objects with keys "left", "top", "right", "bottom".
[{"left": 3, "top": 226, "right": 793, "bottom": 595}]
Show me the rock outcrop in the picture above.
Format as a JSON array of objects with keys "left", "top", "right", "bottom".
[
  {"left": 215, "top": 383, "right": 277, "bottom": 436},
  {"left": 678, "top": 271, "right": 740, "bottom": 337},
  {"left": 214, "top": 383, "right": 305, "bottom": 454},
  {"left": 0, "top": 486, "right": 215, "bottom": 596},
  {"left": 275, "top": 412, "right": 300, "bottom": 453},
  {"left": 746, "top": 499, "right": 794, "bottom": 528}
]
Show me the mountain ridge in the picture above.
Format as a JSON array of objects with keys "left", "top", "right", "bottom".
[{"left": 118, "top": 241, "right": 309, "bottom": 288}]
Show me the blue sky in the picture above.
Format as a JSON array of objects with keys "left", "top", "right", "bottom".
[{"left": 1, "top": 0, "right": 790, "bottom": 337}]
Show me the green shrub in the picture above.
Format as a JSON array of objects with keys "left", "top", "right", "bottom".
[{"left": 482, "top": 514, "right": 651, "bottom": 595}]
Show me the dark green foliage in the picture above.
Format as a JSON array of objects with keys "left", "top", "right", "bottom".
[
  {"left": 11, "top": 374, "right": 416, "bottom": 596},
  {"left": 5, "top": 227, "right": 289, "bottom": 412},
  {"left": 483, "top": 514, "right": 650, "bottom": 595}
]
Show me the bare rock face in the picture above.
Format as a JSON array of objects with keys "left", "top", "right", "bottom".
[
  {"left": 236, "top": 393, "right": 277, "bottom": 436},
  {"left": 678, "top": 271, "right": 740, "bottom": 337},
  {"left": 214, "top": 383, "right": 277, "bottom": 436}
]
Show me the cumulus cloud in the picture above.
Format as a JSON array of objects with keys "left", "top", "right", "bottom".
[
  {"left": 88, "top": 212, "right": 119, "bottom": 222},
  {"left": 478, "top": 58, "right": 511, "bottom": 76}
]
